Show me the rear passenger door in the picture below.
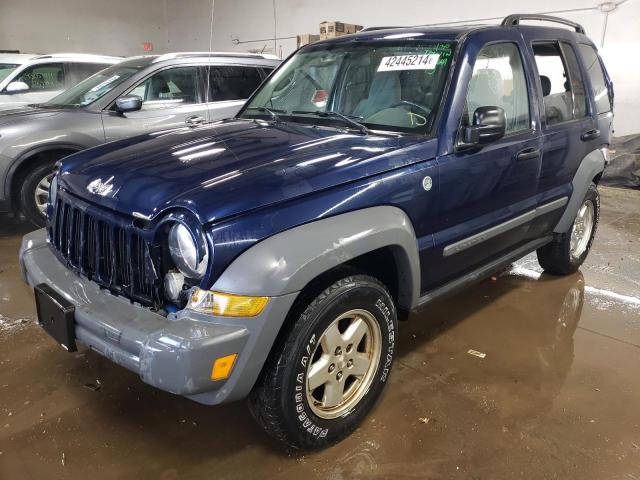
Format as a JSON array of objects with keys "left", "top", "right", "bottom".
[
  {"left": 102, "top": 65, "right": 208, "bottom": 141},
  {"left": 427, "top": 40, "right": 542, "bottom": 290},
  {"left": 528, "top": 41, "right": 598, "bottom": 238},
  {"left": 205, "top": 65, "right": 267, "bottom": 120}
]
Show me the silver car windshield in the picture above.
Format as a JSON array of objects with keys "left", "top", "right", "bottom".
[
  {"left": 240, "top": 40, "right": 455, "bottom": 134},
  {"left": 0, "top": 63, "right": 19, "bottom": 83},
  {"left": 42, "top": 65, "right": 141, "bottom": 108}
]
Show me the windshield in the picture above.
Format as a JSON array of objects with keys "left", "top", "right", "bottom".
[
  {"left": 0, "top": 63, "right": 19, "bottom": 83},
  {"left": 42, "top": 65, "right": 141, "bottom": 108},
  {"left": 240, "top": 40, "right": 454, "bottom": 134}
]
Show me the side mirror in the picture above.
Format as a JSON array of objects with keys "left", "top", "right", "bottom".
[
  {"left": 115, "top": 95, "right": 142, "bottom": 114},
  {"left": 460, "top": 106, "right": 506, "bottom": 147},
  {"left": 5, "top": 81, "right": 30, "bottom": 93}
]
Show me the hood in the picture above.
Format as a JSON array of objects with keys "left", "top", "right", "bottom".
[
  {"left": 59, "top": 119, "right": 430, "bottom": 223},
  {"left": 0, "top": 105, "right": 64, "bottom": 125}
]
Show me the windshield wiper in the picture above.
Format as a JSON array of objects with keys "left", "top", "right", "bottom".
[
  {"left": 244, "top": 106, "right": 285, "bottom": 123},
  {"left": 291, "top": 110, "right": 369, "bottom": 135}
]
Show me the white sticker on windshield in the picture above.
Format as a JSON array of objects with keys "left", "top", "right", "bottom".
[{"left": 377, "top": 54, "right": 440, "bottom": 72}]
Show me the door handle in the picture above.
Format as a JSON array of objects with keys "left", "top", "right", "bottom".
[
  {"left": 515, "top": 147, "right": 540, "bottom": 161},
  {"left": 580, "top": 129, "right": 600, "bottom": 141},
  {"left": 185, "top": 115, "right": 206, "bottom": 125}
]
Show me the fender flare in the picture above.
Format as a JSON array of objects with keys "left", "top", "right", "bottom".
[
  {"left": 554, "top": 148, "right": 605, "bottom": 233},
  {"left": 212, "top": 206, "right": 421, "bottom": 310},
  {"left": 2, "top": 142, "right": 85, "bottom": 201}
]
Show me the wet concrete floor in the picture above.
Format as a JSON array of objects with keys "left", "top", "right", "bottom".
[{"left": 0, "top": 186, "right": 639, "bottom": 479}]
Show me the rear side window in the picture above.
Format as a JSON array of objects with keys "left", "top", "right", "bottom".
[
  {"left": 560, "top": 43, "right": 587, "bottom": 119},
  {"left": 208, "top": 66, "right": 263, "bottom": 101},
  {"left": 577, "top": 43, "right": 612, "bottom": 114},
  {"left": 14, "top": 63, "right": 64, "bottom": 91},
  {"left": 533, "top": 43, "right": 583, "bottom": 126},
  {"left": 65, "top": 63, "right": 106, "bottom": 86},
  {"left": 465, "top": 42, "right": 530, "bottom": 134}
]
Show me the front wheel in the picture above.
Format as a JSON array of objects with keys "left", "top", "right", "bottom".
[
  {"left": 537, "top": 183, "right": 600, "bottom": 275},
  {"left": 248, "top": 275, "right": 397, "bottom": 449},
  {"left": 19, "top": 163, "right": 56, "bottom": 227}
]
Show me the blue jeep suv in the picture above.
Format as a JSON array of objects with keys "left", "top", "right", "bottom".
[{"left": 20, "top": 14, "right": 613, "bottom": 449}]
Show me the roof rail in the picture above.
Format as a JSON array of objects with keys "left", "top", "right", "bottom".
[
  {"left": 358, "top": 26, "right": 404, "bottom": 32},
  {"left": 501, "top": 14, "right": 585, "bottom": 34},
  {"left": 152, "top": 52, "right": 280, "bottom": 63}
]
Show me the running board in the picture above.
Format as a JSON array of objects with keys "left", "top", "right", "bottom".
[{"left": 415, "top": 235, "right": 553, "bottom": 309}]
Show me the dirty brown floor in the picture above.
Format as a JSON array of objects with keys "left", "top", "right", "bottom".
[{"left": 1, "top": 186, "right": 639, "bottom": 480}]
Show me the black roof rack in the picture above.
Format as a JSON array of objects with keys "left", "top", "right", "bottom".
[
  {"left": 358, "top": 26, "right": 403, "bottom": 32},
  {"left": 501, "top": 14, "right": 586, "bottom": 34}
]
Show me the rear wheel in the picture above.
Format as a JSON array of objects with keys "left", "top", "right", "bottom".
[
  {"left": 537, "top": 184, "right": 599, "bottom": 275},
  {"left": 19, "top": 162, "right": 57, "bottom": 227},
  {"left": 248, "top": 275, "right": 397, "bottom": 450}
]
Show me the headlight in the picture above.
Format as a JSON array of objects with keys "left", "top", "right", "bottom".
[
  {"left": 49, "top": 174, "right": 58, "bottom": 206},
  {"left": 168, "top": 223, "right": 209, "bottom": 278}
]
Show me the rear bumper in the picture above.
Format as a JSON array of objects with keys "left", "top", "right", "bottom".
[{"left": 20, "top": 229, "right": 298, "bottom": 405}]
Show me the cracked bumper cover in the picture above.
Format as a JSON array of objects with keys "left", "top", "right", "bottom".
[{"left": 19, "top": 229, "right": 298, "bottom": 405}]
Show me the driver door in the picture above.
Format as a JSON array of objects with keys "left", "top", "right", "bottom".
[
  {"left": 102, "top": 65, "right": 208, "bottom": 141},
  {"left": 424, "top": 40, "right": 542, "bottom": 290}
]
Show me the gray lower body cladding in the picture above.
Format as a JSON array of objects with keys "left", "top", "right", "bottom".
[{"left": 20, "top": 229, "right": 298, "bottom": 405}]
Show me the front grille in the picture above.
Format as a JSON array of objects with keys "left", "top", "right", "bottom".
[{"left": 49, "top": 195, "right": 161, "bottom": 307}]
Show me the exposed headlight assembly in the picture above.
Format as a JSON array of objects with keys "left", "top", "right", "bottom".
[
  {"left": 49, "top": 173, "right": 58, "bottom": 206},
  {"left": 168, "top": 223, "right": 209, "bottom": 279}
]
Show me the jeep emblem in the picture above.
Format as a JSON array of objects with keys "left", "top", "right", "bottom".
[{"left": 422, "top": 176, "right": 433, "bottom": 191}]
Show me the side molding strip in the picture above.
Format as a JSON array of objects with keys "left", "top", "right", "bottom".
[{"left": 443, "top": 197, "right": 567, "bottom": 257}]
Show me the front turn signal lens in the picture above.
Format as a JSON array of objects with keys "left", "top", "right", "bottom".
[{"left": 188, "top": 288, "right": 269, "bottom": 317}]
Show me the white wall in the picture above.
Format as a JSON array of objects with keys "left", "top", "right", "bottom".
[
  {"left": 208, "top": 0, "right": 640, "bottom": 136},
  {"left": 0, "top": 0, "right": 637, "bottom": 135},
  {"left": 0, "top": 0, "right": 169, "bottom": 57}
]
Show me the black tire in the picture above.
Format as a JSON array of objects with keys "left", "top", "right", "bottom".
[
  {"left": 248, "top": 275, "right": 397, "bottom": 450},
  {"left": 19, "top": 162, "right": 57, "bottom": 227},
  {"left": 537, "top": 184, "right": 599, "bottom": 275}
]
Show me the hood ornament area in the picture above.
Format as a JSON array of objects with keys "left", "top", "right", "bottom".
[{"left": 86, "top": 176, "right": 118, "bottom": 197}]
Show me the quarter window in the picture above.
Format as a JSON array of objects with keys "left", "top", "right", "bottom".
[
  {"left": 577, "top": 43, "right": 612, "bottom": 114},
  {"left": 14, "top": 63, "right": 65, "bottom": 91},
  {"left": 465, "top": 42, "right": 530, "bottom": 134},
  {"left": 129, "top": 66, "right": 199, "bottom": 109}
]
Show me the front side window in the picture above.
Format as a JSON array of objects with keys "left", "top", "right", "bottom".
[
  {"left": 208, "top": 66, "right": 264, "bottom": 101},
  {"left": 0, "top": 63, "right": 19, "bottom": 83},
  {"left": 577, "top": 43, "right": 612, "bottom": 114},
  {"left": 129, "top": 66, "right": 199, "bottom": 109},
  {"left": 465, "top": 42, "right": 530, "bottom": 134},
  {"left": 14, "top": 63, "right": 64, "bottom": 91},
  {"left": 241, "top": 41, "right": 455, "bottom": 135}
]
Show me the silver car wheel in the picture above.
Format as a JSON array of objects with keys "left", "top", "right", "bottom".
[
  {"left": 569, "top": 200, "right": 595, "bottom": 260},
  {"left": 34, "top": 172, "right": 54, "bottom": 216},
  {"left": 305, "top": 309, "right": 382, "bottom": 420}
]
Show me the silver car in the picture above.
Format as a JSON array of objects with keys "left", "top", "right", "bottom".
[
  {"left": 0, "top": 52, "right": 280, "bottom": 225},
  {"left": 0, "top": 53, "right": 122, "bottom": 110}
]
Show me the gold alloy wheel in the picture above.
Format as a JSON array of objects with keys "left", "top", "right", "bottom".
[
  {"left": 569, "top": 199, "right": 595, "bottom": 260},
  {"left": 305, "top": 309, "right": 382, "bottom": 419}
]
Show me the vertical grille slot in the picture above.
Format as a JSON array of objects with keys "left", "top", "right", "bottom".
[{"left": 49, "top": 195, "right": 160, "bottom": 307}]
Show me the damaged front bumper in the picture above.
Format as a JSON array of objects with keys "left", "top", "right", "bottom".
[{"left": 20, "top": 229, "right": 297, "bottom": 405}]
